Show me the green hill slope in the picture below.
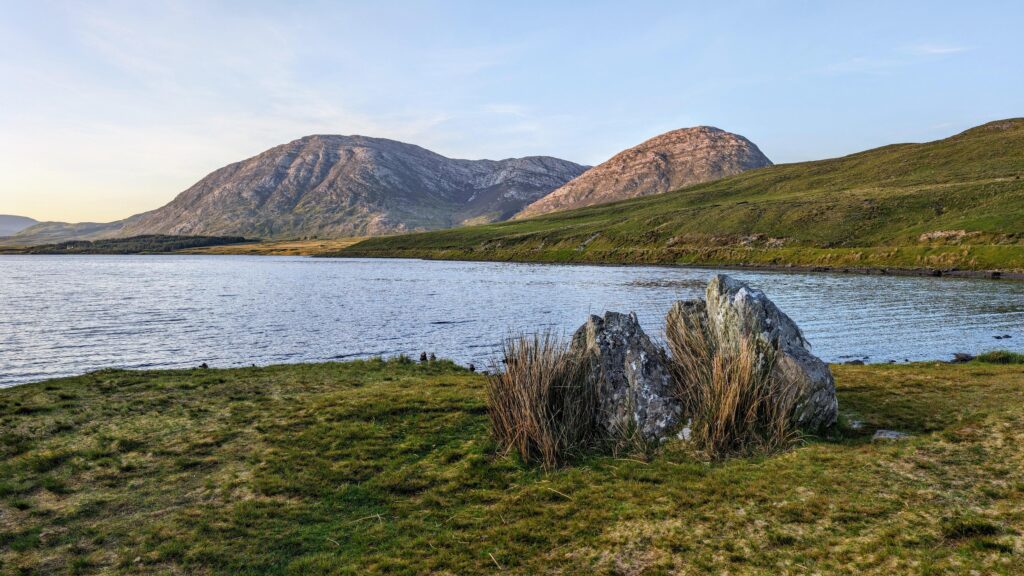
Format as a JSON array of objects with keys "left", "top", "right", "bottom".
[{"left": 338, "top": 119, "right": 1024, "bottom": 273}]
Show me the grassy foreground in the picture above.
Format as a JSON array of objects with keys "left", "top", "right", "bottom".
[
  {"left": 2, "top": 359, "right": 1024, "bottom": 574},
  {"left": 338, "top": 119, "right": 1024, "bottom": 274}
]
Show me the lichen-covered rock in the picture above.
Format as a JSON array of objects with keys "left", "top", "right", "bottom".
[
  {"left": 570, "top": 311, "right": 681, "bottom": 441},
  {"left": 703, "top": 274, "right": 838, "bottom": 429}
]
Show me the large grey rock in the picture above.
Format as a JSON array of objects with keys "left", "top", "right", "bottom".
[
  {"left": 703, "top": 274, "right": 838, "bottom": 429},
  {"left": 570, "top": 311, "right": 681, "bottom": 442}
]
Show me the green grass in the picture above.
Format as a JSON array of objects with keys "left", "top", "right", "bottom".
[
  {"left": 2, "top": 358, "right": 1024, "bottom": 574},
  {"left": 338, "top": 119, "right": 1024, "bottom": 272},
  {"left": 976, "top": 350, "right": 1024, "bottom": 364}
]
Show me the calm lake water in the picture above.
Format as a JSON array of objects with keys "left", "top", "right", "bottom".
[{"left": 1, "top": 255, "right": 1022, "bottom": 387}]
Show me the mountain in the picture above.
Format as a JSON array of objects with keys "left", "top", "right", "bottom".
[
  {"left": 2, "top": 136, "right": 586, "bottom": 245},
  {"left": 118, "top": 135, "right": 588, "bottom": 239},
  {"left": 0, "top": 215, "right": 38, "bottom": 237},
  {"left": 341, "top": 119, "right": 1024, "bottom": 273},
  {"left": 515, "top": 126, "right": 771, "bottom": 218},
  {"left": 2, "top": 214, "right": 150, "bottom": 247}
]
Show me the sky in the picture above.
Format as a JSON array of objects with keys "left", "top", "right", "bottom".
[{"left": 1, "top": 1, "right": 1022, "bottom": 223}]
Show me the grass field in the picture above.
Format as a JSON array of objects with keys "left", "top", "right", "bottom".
[
  {"left": 178, "top": 238, "right": 364, "bottom": 256},
  {"left": 338, "top": 119, "right": 1024, "bottom": 273},
  {"left": 2, "top": 358, "right": 1023, "bottom": 574}
]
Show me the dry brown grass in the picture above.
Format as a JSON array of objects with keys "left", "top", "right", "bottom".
[
  {"left": 486, "top": 333, "right": 599, "bottom": 469},
  {"left": 666, "top": 308, "right": 800, "bottom": 458},
  {"left": 178, "top": 237, "right": 364, "bottom": 256}
]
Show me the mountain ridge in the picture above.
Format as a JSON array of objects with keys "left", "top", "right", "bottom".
[
  {"left": 4, "top": 136, "right": 588, "bottom": 245},
  {"left": 119, "top": 134, "right": 589, "bottom": 238}
]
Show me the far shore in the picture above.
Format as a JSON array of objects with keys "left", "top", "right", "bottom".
[
  {"left": 323, "top": 249, "right": 1024, "bottom": 280},
  {"left": 4, "top": 236, "right": 1023, "bottom": 280},
  {"left": 176, "top": 236, "right": 1024, "bottom": 280}
]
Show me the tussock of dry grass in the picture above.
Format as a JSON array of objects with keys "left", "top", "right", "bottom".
[
  {"left": 486, "top": 333, "right": 598, "bottom": 469},
  {"left": 666, "top": 309, "right": 800, "bottom": 458}
]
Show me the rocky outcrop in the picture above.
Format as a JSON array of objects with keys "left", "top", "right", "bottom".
[
  {"left": 700, "top": 274, "right": 838, "bottom": 429},
  {"left": 559, "top": 276, "right": 835, "bottom": 446},
  {"left": 569, "top": 312, "right": 681, "bottom": 441},
  {"left": 516, "top": 126, "right": 771, "bottom": 218}
]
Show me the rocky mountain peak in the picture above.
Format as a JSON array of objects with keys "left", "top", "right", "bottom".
[{"left": 516, "top": 126, "right": 771, "bottom": 218}]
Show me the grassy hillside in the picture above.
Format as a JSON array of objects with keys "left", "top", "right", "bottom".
[
  {"left": 3, "top": 358, "right": 1024, "bottom": 574},
  {"left": 338, "top": 119, "right": 1024, "bottom": 273}
]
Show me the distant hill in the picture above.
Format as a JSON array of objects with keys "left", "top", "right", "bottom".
[
  {"left": 516, "top": 126, "right": 771, "bottom": 218},
  {"left": 340, "top": 119, "right": 1024, "bottom": 273},
  {"left": 0, "top": 215, "right": 38, "bottom": 237},
  {"left": 3, "top": 213, "right": 151, "bottom": 247},
  {"left": 3, "top": 136, "right": 587, "bottom": 246}
]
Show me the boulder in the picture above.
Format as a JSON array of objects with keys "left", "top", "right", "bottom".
[
  {"left": 701, "top": 274, "right": 838, "bottom": 429},
  {"left": 570, "top": 311, "right": 681, "bottom": 442}
]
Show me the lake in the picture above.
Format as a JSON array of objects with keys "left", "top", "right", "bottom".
[{"left": 1, "top": 255, "right": 1022, "bottom": 387}]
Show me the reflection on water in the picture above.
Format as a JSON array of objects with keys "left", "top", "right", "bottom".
[{"left": 1, "top": 255, "right": 1022, "bottom": 387}]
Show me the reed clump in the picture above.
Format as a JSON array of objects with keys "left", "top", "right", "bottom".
[
  {"left": 666, "top": 309, "right": 801, "bottom": 458},
  {"left": 486, "top": 333, "right": 599, "bottom": 469}
]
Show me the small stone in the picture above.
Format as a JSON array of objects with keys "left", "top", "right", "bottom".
[
  {"left": 872, "top": 429, "right": 910, "bottom": 441},
  {"left": 845, "top": 359, "right": 865, "bottom": 365},
  {"left": 952, "top": 352, "right": 974, "bottom": 363},
  {"left": 677, "top": 418, "right": 693, "bottom": 441}
]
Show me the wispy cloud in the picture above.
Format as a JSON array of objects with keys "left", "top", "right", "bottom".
[
  {"left": 907, "top": 44, "right": 970, "bottom": 56},
  {"left": 823, "top": 42, "right": 972, "bottom": 76}
]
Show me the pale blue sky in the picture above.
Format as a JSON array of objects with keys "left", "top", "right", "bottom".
[{"left": 2, "top": 0, "right": 1021, "bottom": 222}]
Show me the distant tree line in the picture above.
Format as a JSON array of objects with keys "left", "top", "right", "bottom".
[{"left": 17, "top": 235, "right": 251, "bottom": 254}]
